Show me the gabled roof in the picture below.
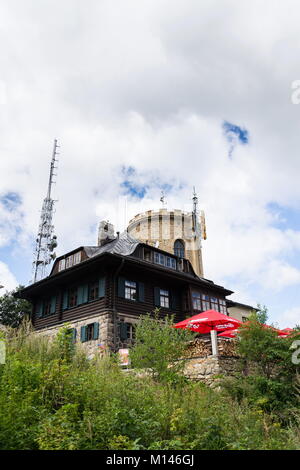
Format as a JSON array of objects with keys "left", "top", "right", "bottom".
[
  {"left": 18, "top": 231, "right": 233, "bottom": 298},
  {"left": 83, "top": 231, "right": 140, "bottom": 258}
]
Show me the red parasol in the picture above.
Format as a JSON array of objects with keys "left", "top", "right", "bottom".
[
  {"left": 218, "top": 329, "right": 238, "bottom": 338},
  {"left": 173, "top": 310, "right": 242, "bottom": 333},
  {"left": 173, "top": 310, "right": 242, "bottom": 356}
]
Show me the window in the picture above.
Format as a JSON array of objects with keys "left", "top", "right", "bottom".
[
  {"left": 154, "top": 253, "right": 166, "bottom": 265},
  {"left": 154, "top": 252, "right": 176, "bottom": 269},
  {"left": 192, "top": 292, "right": 201, "bottom": 310},
  {"left": 166, "top": 257, "right": 176, "bottom": 269},
  {"left": 58, "top": 259, "right": 65, "bottom": 272},
  {"left": 125, "top": 280, "right": 137, "bottom": 301},
  {"left": 86, "top": 323, "right": 95, "bottom": 341},
  {"left": 119, "top": 322, "right": 135, "bottom": 342},
  {"left": 80, "top": 322, "right": 99, "bottom": 342},
  {"left": 144, "top": 248, "right": 151, "bottom": 261},
  {"left": 73, "top": 252, "right": 81, "bottom": 265},
  {"left": 219, "top": 299, "right": 227, "bottom": 314},
  {"left": 118, "top": 278, "right": 144, "bottom": 302},
  {"left": 242, "top": 316, "right": 248, "bottom": 323},
  {"left": 69, "top": 287, "right": 78, "bottom": 308},
  {"left": 44, "top": 299, "right": 52, "bottom": 316},
  {"left": 210, "top": 297, "right": 219, "bottom": 311},
  {"left": 42, "top": 295, "right": 56, "bottom": 316},
  {"left": 60, "top": 252, "right": 81, "bottom": 271},
  {"left": 174, "top": 239, "right": 185, "bottom": 258},
  {"left": 202, "top": 294, "right": 210, "bottom": 311},
  {"left": 160, "top": 289, "right": 170, "bottom": 308},
  {"left": 89, "top": 281, "right": 99, "bottom": 301}
]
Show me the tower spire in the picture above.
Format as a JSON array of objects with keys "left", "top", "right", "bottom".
[
  {"left": 192, "top": 186, "right": 198, "bottom": 233},
  {"left": 32, "top": 139, "right": 59, "bottom": 283},
  {"left": 160, "top": 190, "right": 167, "bottom": 208}
]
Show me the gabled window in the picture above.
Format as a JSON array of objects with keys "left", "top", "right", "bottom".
[
  {"left": 154, "top": 252, "right": 176, "bottom": 270},
  {"left": 58, "top": 251, "right": 81, "bottom": 272},
  {"left": 58, "top": 259, "right": 66, "bottom": 272}
]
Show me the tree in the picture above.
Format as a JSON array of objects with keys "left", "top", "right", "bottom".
[
  {"left": 130, "top": 309, "right": 194, "bottom": 383},
  {"left": 0, "top": 286, "right": 31, "bottom": 328},
  {"left": 256, "top": 304, "right": 268, "bottom": 324},
  {"left": 237, "top": 313, "right": 288, "bottom": 378}
]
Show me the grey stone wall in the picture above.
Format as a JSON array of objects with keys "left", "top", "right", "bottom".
[{"left": 183, "top": 355, "right": 241, "bottom": 386}]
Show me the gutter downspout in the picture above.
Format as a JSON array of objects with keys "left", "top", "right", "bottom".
[{"left": 112, "top": 258, "right": 125, "bottom": 352}]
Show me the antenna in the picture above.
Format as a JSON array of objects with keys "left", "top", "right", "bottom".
[
  {"left": 192, "top": 186, "right": 198, "bottom": 233},
  {"left": 160, "top": 190, "right": 167, "bottom": 208},
  {"left": 32, "top": 139, "right": 59, "bottom": 283},
  {"left": 192, "top": 186, "right": 206, "bottom": 241}
]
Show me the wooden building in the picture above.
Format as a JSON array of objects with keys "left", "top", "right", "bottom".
[{"left": 17, "top": 231, "right": 234, "bottom": 353}]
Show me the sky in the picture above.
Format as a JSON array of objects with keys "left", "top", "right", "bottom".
[{"left": 0, "top": 0, "right": 300, "bottom": 328}]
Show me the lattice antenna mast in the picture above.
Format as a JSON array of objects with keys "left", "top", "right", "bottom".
[{"left": 32, "top": 140, "right": 59, "bottom": 283}]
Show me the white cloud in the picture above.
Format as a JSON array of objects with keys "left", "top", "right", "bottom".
[
  {"left": 280, "top": 307, "right": 300, "bottom": 328},
  {"left": 0, "top": 0, "right": 299, "bottom": 320},
  {"left": 0, "top": 262, "right": 18, "bottom": 293}
]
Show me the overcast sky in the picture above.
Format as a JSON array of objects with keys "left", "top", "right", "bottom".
[{"left": 1, "top": 0, "right": 300, "bottom": 327}]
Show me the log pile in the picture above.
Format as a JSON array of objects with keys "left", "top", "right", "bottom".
[{"left": 184, "top": 335, "right": 238, "bottom": 358}]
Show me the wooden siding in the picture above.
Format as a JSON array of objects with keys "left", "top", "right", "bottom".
[{"left": 28, "top": 254, "right": 230, "bottom": 331}]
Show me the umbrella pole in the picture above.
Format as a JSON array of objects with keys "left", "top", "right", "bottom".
[{"left": 210, "top": 329, "right": 219, "bottom": 356}]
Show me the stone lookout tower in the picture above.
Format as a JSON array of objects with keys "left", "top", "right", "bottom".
[{"left": 127, "top": 194, "right": 206, "bottom": 277}]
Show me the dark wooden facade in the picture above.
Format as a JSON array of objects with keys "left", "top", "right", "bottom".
[{"left": 17, "top": 241, "right": 233, "bottom": 351}]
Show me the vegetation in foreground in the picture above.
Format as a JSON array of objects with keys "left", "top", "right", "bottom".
[{"left": 0, "top": 314, "right": 300, "bottom": 450}]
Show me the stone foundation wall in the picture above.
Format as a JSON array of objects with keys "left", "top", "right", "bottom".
[
  {"left": 35, "top": 312, "right": 114, "bottom": 358},
  {"left": 34, "top": 311, "right": 140, "bottom": 358}
]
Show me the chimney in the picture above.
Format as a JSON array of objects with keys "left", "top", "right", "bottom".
[{"left": 98, "top": 220, "right": 115, "bottom": 246}]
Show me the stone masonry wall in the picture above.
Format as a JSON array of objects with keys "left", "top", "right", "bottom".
[
  {"left": 183, "top": 355, "right": 241, "bottom": 386},
  {"left": 35, "top": 312, "right": 114, "bottom": 358}
]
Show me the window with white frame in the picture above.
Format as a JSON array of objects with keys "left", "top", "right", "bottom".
[
  {"left": 58, "top": 259, "right": 66, "bottom": 272},
  {"left": 160, "top": 289, "right": 170, "bottom": 308},
  {"left": 154, "top": 252, "right": 176, "bottom": 270},
  {"left": 60, "top": 252, "right": 81, "bottom": 271}
]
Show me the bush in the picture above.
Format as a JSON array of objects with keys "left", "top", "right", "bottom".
[
  {"left": 130, "top": 310, "right": 194, "bottom": 384},
  {"left": 0, "top": 320, "right": 300, "bottom": 450}
]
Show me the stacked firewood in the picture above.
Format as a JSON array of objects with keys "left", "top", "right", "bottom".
[{"left": 184, "top": 336, "right": 238, "bottom": 357}]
